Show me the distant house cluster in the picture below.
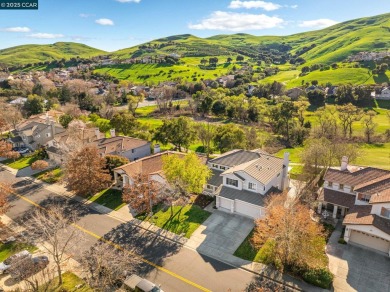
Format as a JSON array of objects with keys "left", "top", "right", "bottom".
[
  {"left": 347, "top": 51, "right": 390, "bottom": 62},
  {"left": 375, "top": 87, "right": 390, "bottom": 100}
]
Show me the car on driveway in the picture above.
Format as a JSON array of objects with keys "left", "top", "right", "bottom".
[{"left": 17, "top": 147, "right": 30, "bottom": 154}]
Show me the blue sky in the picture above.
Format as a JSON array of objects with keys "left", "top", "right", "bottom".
[{"left": 0, "top": 0, "right": 389, "bottom": 52}]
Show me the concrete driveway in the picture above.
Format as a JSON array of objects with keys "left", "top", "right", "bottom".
[
  {"left": 327, "top": 225, "right": 390, "bottom": 292},
  {"left": 186, "top": 210, "right": 254, "bottom": 259}
]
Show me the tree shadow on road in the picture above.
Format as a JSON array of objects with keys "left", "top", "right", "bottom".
[{"left": 102, "top": 222, "right": 182, "bottom": 276}]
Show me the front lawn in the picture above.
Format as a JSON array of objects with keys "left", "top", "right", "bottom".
[
  {"left": 2, "top": 153, "right": 38, "bottom": 169},
  {"left": 0, "top": 241, "right": 38, "bottom": 262},
  {"left": 44, "top": 271, "right": 93, "bottom": 292},
  {"left": 233, "top": 230, "right": 259, "bottom": 261},
  {"left": 33, "top": 167, "right": 63, "bottom": 184},
  {"left": 146, "top": 204, "right": 211, "bottom": 238},
  {"left": 88, "top": 188, "right": 126, "bottom": 211}
]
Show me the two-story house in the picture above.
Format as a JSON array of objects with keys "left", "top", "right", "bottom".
[
  {"left": 318, "top": 156, "right": 390, "bottom": 255},
  {"left": 205, "top": 149, "right": 290, "bottom": 219},
  {"left": 9, "top": 120, "right": 66, "bottom": 151}
]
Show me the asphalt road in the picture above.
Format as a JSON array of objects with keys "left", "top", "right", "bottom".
[{"left": 0, "top": 169, "right": 257, "bottom": 292}]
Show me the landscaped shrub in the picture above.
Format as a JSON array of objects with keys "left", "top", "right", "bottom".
[
  {"left": 254, "top": 239, "right": 277, "bottom": 266},
  {"left": 302, "top": 267, "right": 334, "bottom": 289}
]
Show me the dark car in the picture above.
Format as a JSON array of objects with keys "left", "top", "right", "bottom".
[{"left": 10, "top": 256, "right": 49, "bottom": 280}]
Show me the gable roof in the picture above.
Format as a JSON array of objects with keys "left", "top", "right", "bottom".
[
  {"left": 324, "top": 167, "right": 390, "bottom": 187},
  {"left": 114, "top": 151, "right": 185, "bottom": 178},
  {"left": 320, "top": 188, "right": 356, "bottom": 208},
  {"left": 218, "top": 186, "right": 276, "bottom": 207},
  {"left": 343, "top": 205, "right": 390, "bottom": 235},
  {"left": 221, "top": 154, "right": 284, "bottom": 185},
  {"left": 209, "top": 149, "right": 272, "bottom": 167},
  {"left": 91, "top": 136, "right": 149, "bottom": 155}
]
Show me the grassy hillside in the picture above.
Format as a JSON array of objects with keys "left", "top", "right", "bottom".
[{"left": 0, "top": 42, "right": 106, "bottom": 66}]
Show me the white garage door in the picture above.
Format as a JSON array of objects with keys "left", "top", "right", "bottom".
[
  {"left": 349, "top": 230, "right": 390, "bottom": 254},
  {"left": 235, "top": 200, "right": 262, "bottom": 219},
  {"left": 219, "top": 197, "right": 232, "bottom": 210}
]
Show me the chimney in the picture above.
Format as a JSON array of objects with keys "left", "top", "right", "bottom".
[
  {"left": 50, "top": 121, "right": 55, "bottom": 137},
  {"left": 341, "top": 156, "right": 348, "bottom": 171},
  {"left": 283, "top": 152, "right": 290, "bottom": 167},
  {"left": 95, "top": 128, "right": 101, "bottom": 140},
  {"left": 154, "top": 144, "right": 160, "bottom": 154},
  {"left": 110, "top": 129, "right": 116, "bottom": 137}
]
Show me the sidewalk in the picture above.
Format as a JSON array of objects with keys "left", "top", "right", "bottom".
[
  {"left": 2, "top": 163, "right": 326, "bottom": 291},
  {"left": 0, "top": 214, "right": 84, "bottom": 292}
]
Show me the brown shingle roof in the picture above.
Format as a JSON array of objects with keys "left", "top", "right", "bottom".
[
  {"left": 90, "top": 136, "right": 149, "bottom": 155},
  {"left": 369, "top": 191, "right": 390, "bottom": 204},
  {"left": 321, "top": 188, "right": 356, "bottom": 208},
  {"left": 114, "top": 151, "right": 185, "bottom": 178},
  {"left": 324, "top": 167, "right": 390, "bottom": 187},
  {"left": 343, "top": 205, "right": 390, "bottom": 235}
]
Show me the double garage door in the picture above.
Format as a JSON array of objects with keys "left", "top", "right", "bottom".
[
  {"left": 349, "top": 230, "right": 390, "bottom": 254},
  {"left": 218, "top": 197, "right": 262, "bottom": 219}
]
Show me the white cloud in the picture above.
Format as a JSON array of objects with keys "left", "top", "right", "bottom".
[
  {"left": 228, "top": 0, "right": 281, "bottom": 11},
  {"left": 299, "top": 19, "right": 339, "bottom": 28},
  {"left": 79, "top": 13, "right": 94, "bottom": 18},
  {"left": 95, "top": 18, "right": 114, "bottom": 26},
  {"left": 189, "top": 11, "right": 284, "bottom": 31},
  {"left": 290, "top": 4, "right": 298, "bottom": 9},
  {"left": 116, "top": 0, "right": 141, "bottom": 3},
  {"left": 1, "top": 27, "right": 31, "bottom": 32},
  {"left": 27, "top": 33, "right": 65, "bottom": 39}
]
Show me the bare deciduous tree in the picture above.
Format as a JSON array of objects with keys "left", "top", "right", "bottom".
[
  {"left": 80, "top": 242, "right": 137, "bottom": 290},
  {"left": 24, "top": 204, "right": 84, "bottom": 286},
  {"left": 362, "top": 110, "right": 377, "bottom": 143}
]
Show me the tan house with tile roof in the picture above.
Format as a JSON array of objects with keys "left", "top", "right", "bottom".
[
  {"left": 205, "top": 149, "right": 290, "bottom": 219},
  {"left": 113, "top": 151, "right": 185, "bottom": 189},
  {"left": 318, "top": 157, "right": 390, "bottom": 255}
]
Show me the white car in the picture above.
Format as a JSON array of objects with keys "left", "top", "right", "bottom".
[
  {"left": 0, "top": 262, "right": 11, "bottom": 275},
  {"left": 123, "top": 274, "right": 164, "bottom": 292}
]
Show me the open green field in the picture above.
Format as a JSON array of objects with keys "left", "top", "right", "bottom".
[
  {"left": 276, "top": 142, "right": 390, "bottom": 170},
  {"left": 94, "top": 61, "right": 235, "bottom": 84}
]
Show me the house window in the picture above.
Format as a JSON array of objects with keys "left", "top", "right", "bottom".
[
  {"left": 206, "top": 184, "right": 213, "bottom": 190},
  {"left": 226, "top": 178, "right": 238, "bottom": 187},
  {"left": 212, "top": 164, "right": 218, "bottom": 168},
  {"left": 248, "top": 182, "right": 257, "bottom": 190},
  {"left": 339, "top": 184, "right": 344, "bottom": 190},
  {"left": 381, "top": 208, "right": 390, "bottom": 218},
  {"left": 328, "top": 181, "right": 333, "bottom": 187},
  {"left": 220, "top": 166, "right": 226, "bottom": 170},
  {"left": 132, "top": 149, "right": 135, "bottom": 153},
  {"left": 360, "top": 194, "right": 371, "bottom": 202}
]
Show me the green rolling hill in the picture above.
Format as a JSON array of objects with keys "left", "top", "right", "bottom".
[
  {"left": 1, "top": 13, "right": 389, "bottom": 85},
  {"left": 0, "top": 42, "right": 106, "bottom": 66}
]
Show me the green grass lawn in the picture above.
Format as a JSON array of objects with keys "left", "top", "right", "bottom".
[
  {"left": 33, "top": 168, "right": 63, "bottom": 184},
  {"left": 356, "top": 143, "right": 390, "bottom": 170},
  {"left": 0, "top": 242, "right": 38, "bottom": 262},
  {"left": 2, "top": 154, "right": 38, "bottom": 169},
  {"left": 88, "top": 188, "right": 126, "bottom": 211},
  {"left": 44, "top": 271, "right": 93, "bottom": 292},
  {"left": 233, "top": 230, "right": 258, "bottom": 261},
  {"left": 146, "top": 204, "right": 211, "bottom": 238},
  {"left": 135, "top": 105, "right": 158, "bottom": 117}
]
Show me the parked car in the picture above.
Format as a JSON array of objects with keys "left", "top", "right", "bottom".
[
  {"left": 17, "top": 147, "right": 30, "bottom": 154},
  {"left": 0, "top": 250, "right": 31, "bottom": 275},
  {"left": 10, "top": 256, "right": 49, "bottom": 280},
  {"left": 123, "top": 274, "right": 164, "bottom": 292},
  {"left": 0, "top": 262, "right": 10, "bottom": 275}
]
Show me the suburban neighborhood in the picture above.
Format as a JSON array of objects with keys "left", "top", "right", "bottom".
[{"left": 1, "top": 1, "right": 390, "bottom": 292}]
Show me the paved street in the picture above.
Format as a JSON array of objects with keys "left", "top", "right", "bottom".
[{"left": 0, "top": 168, "right": 258, "bottom": 292}]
